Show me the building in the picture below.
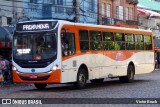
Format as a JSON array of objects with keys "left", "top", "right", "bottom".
[
  {"left": 22, "top": 0, "right": 97, "bottom": 24},
  {"left": 98, "top": 0, "right": 138, "bottom": 28},
  {"left": 0, "top": 0, "right": 98, "bottom": 25},
  {"left": 0, "top": 0, "right": 23, "bottom": 26},
  {"left": 138, "top": 0, "right": 160, "bottom": 39}
]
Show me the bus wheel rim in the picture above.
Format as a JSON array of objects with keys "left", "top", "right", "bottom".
[
  {"left": 79, "top": 74, "right": 85, "bottom": 84},
  {"left": 130, "top": 67, "right": 134, "bottom": 80}
]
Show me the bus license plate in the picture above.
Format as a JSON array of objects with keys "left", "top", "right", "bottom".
[{"left": 30, "top": 75, "right": 38, "bottom": 79}]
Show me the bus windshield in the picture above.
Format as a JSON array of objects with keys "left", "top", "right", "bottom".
[{"left": 13, "top": 32, "right": 57, "bottom": 61}]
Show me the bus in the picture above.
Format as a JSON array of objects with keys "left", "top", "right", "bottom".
[{"left": 12, "top": 20, "right": 154, "bottom": 89}]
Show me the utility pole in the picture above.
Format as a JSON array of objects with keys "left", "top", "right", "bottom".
[
  {"left": 73, "top": 0, "right": 80, "bottom": 22},
  {"left": 12, "top": 0, "right": 17, "bottom": 25}
]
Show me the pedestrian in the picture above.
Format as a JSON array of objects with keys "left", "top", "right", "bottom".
[
  {"left": 0, "top": 56, "right": 8, "bottom": 85},
  {"left": 157, "top": 52, "right": 160, "bottom": 68},
  {"left": 0, "top": 56, "right": 4, "bottom": 86},
  {"left": 4, "top": 58, "right": 13, "bottom": 84}
]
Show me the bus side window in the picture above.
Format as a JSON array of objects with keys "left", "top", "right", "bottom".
[
  {"left": 115, "top": 33, "right": 125, "bottom": 50},
  {"left": 90, "top": 31, "right": 102, "bottom": 50},
  {"left": 135, "top": 34, "right": 144, "bottom": 50},
  {"left": 126, "top": 34, "right": 135, "bottom": 50},
  {"left": 144, "top": 35, "right": 152, "bottom": 50},
  {"left": 79, "top": 30, "right": 89, "bottom": 52},
  {"left": 61, "top": 32, "right": 76, "bottom": 56},
  {"left": 103, "top": 32, "right": 114, "bottom": 50}
]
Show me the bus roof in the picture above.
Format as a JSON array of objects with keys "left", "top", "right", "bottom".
[{"left": 17, "top": 20, "right": 152, "bottom": 33}]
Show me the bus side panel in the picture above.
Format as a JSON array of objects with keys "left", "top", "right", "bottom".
[{"left": 134, "top": 51, "right": 154, "bottom": 74}]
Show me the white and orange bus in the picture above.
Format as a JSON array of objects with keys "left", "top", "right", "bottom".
[{"left": 12, "top": 20, "right": 154, "bottom": 89}]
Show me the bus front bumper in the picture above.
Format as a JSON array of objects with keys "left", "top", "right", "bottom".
[{"left": 12, "top": 70, "right": 61, "bottom": 84}]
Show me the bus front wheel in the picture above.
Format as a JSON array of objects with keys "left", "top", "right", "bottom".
[
  {"left": 74, "top": 68, "right": 87, "bottom": 89},
  {"left": 119, "top": 65, "right": 135, "bottom": 83},
  {"left": 34, "top": 83, "right": 47, "bottom": 89}
]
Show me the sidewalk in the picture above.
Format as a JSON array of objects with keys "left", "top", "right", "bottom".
[{"left": 155, "top": 68, "right": 160, "bottom": 71}]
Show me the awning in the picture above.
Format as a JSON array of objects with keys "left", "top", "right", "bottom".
[{"left": 137, "top": 8, "right": 160, "bottom": 18}]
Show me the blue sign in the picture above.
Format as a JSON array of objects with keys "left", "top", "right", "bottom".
[{"left": 31, "top": 69, "right": 36, "bottom": 73}]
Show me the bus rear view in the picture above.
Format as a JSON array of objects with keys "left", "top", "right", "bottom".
[{"left": 12, "top": 20, "right": 61, "bottom": 89}]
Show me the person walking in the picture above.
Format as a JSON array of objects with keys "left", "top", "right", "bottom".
[
  {"left": 0, "top": 56, "right": 8, "bottom": 85},
  {"left": 0, "top": 56, "right": 4, "bottom": 86},
  {"left": 157, "top": 52, "right": 160, "bottom": 68}
]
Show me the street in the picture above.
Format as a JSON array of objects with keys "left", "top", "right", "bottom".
[{"left": 0, "top": 69, "right": 160, "bottom": 106}]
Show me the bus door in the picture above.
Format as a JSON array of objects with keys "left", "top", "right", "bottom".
[{"left": 61, "top": 28, "right": 77, "bottom": 82}]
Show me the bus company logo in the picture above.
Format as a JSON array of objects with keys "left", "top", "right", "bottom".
[
  {"left": 2, "top": 99, "right": 11, "bottom": 104},
  {"left": 31, "top": 69, "right": 36, "bottom": 73}
]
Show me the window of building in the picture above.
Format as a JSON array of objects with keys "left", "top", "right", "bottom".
[
  {"left": 88, "top": 0, "right": 95, "bottom": 11},
  {"left": 135, "top": 34, "right": 144, "bottom": 50},
  {"left": 61, "top": 32, "right": 75, "bottom": 56},
  {"left": 90, "top": 31, "right": 102, "bottom": 50},
  {"left": 116, "top": 6, "right": 123, "bottom": 20},
  {"left": 54, "top": 0, "right": 64, "bottom": 13},
  {"left": 7, "top": 17, "right": 12, "bottom": 25},
  {"left": 144, "top": 35, "right": 152, "bottom": 50},
  {"left": 126, "top": 7, "right": 129, "bottom": 20},
  {"left": 30, "top": 0, "right": 37, "bottom": 3},
  {"left": 126, "top": 34, "right": 135, "bottom": 50},
  {"left": 129, "top": 7, "right": 133, "bottom": 20},
  {"left": 106, "top": 4, "right": 111, "bottom": 17},
  {"left": 79, "top": 30, "right": 89, "bottom": 51},
  {"left": 103, "top": 32, "right": 114, "bottom": 50},
  {"left": 102, "top": 3, "right": 105, "bottom": 17}
]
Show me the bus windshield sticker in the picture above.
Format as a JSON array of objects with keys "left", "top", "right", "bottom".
[{"left": 17, "top": 49, "right": 31, "bottom": 54}]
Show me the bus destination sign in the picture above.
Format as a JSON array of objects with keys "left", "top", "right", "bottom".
[
  {"left": 23, "top": 24, "right": 50, "bottom": 31},
  {"left": 16, "top": 21, "right": 55, "bottom": 31}
]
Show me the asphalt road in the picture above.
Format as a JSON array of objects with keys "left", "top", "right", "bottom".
[{"left": 1, "top": 69, "right": 160, "bottom": 107}]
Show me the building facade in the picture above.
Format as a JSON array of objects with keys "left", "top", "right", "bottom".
[
  {"left": 0, "top": 0, "right": 98, "bottom": 26},
  {"left": 0, "top": 0, "right": 140, "bottom": 27},
  {"left": 0, "top": 0, "right": 23, "bottom": 26},
  {"left": 23, "top": 0, "right": 97, "bottom": 24},
  {"left": 138, "top": 0, "right": 160, "bottom": 39},
  {"left": 98, "top": 0, "right": 138, "bottom": 28}
]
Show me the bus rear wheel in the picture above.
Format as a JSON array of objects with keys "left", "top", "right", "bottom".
[
  {"left": 119, "top": 65, "right": 135, "bottom": 83},
  {"left": 34, "top": 83, "right": 47, "bottom": 89},
  {"left": 74, "top": 68, "right": 87, "bottom": 89}
]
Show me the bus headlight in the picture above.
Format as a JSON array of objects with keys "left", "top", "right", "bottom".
[
  {"left": 51, "top": 64, "right": 58, "bottom": 71},
  {"left": 52, "top": 66, "right": 57, "bottom": 71},
  {"left": 12, "top": 66, "right": 17, "bottom": 71}
]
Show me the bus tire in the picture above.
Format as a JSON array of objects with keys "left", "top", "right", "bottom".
[
  {"left": 119, "top": 65, "right": 135, "bottom": 83},
  {"left": 90, "top": 78, "right": 104, "bottom": 83},
  {"left": 34, "top": 83, "right": 47, "bottom": 89},
  {"left": 74, "top": 68, "right": 87, "bottom": 89}
]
